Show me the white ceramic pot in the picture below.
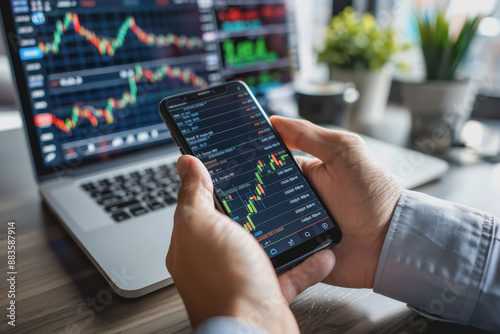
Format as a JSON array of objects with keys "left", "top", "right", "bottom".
[
  {"left": 401, "top": 80, "right": 477, "bottom": 151},
  {"left": 331, "top": 66, "right": 392, "bottom": 129}
]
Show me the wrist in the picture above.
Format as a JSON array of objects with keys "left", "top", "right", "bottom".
[
  {"left": 230, "top": 295, "right": 299, "bottom": 334},
  {"left": 261, "top": 304, "right": 298, "bottom": 334},
  {"left": 371, "top": 184, "right": 402, "bottom": 286}
]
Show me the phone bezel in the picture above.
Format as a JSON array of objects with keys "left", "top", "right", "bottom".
[{"left": 158, "top": 81, "right": 341, "bottom": 274}]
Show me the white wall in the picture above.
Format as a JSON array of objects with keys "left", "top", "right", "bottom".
[{"left": 295, "top": 0, "right": 332, "bottom": 83}]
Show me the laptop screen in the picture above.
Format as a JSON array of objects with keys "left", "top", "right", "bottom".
[{"left": 2, "top": 0, "right": 295, "bottom": 178}]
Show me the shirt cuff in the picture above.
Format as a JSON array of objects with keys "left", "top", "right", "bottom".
[
  {"left": 373, "top": 189, "right": 495, "bottom": 325},
  {"left": 194, "top": 317, "right": 269, "bottom": 334}
]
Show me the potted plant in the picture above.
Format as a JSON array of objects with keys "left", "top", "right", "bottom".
[
  {"left": 401, "top": 10, "right": 481, "bottom": 151},
  {"left": 318, "top": 7, "right": 408, "bottom": 129}
]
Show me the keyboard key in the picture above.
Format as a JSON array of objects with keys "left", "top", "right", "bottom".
[
  {"left": 148, "top": 202, "right": 165, "bottom": 211},
  {"left": 130, "top": 171, "right": 145, "bottom": 178},
  {"left": 89, "top": 190, "right": 103, "bottom": 198},
  {"left": 164, "top": 196, "right": 177, "bottom": 206},
  {"left": 114, "top": 175, "right": 126, "bottom": 182},
  {"left": 123, "top": 180, "right": 139, "bottom": 188},
  {"left": 112, "top": 211, "right": 131, "bottom": 222},
  {"left": 81, "top": 183, "right": 95, "bottom": 191},
  {"left": 98, "top": 179, "right": 111, "bottom": 186},
  {"left": 99, "top": 196, "right": 123, "bottom": 205},
  {"left": 96, "top": 189, "right": 113, "bottom": 198},
  {"left": 130, "top": 206, "right": 149, "bottom": 217},
  {"left": 105, "top": 199, "right": 140, "bottom": 212}
]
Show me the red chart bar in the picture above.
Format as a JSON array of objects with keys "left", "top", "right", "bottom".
[
  {"left": 34, "top": 113, "right": 54, "bottom": 127},
  {"left": 271, "top": 153, "right": 279, "bottom": 166}
]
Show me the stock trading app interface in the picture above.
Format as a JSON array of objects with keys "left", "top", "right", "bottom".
[
  {"left": 166, "top": 84, "right": 336, "bottom": 258},
  {"left": 9, "top": 0, "right": 221, "bottom": 167}
]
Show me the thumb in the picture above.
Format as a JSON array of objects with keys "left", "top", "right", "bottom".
[
  {"left": 270, "top": 116, "right": 345, "bottom": 163},
  {"left": 176, "top": 155, "right": 214, "bottom": 211},
  {"left": 278, "top": 249, "right": 336, "bottom": 303}
]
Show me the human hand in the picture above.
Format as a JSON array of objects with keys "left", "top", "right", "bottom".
[
  {"left": 167, "top": 155, "right": 336, "bottom": 333},
  {"left": 270, "top": 116, "right": 402, "bottom": 289}
]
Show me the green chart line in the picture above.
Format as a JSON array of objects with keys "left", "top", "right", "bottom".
[
  {"left": 222, "top": 200, "right": 231, "bottom": 213},
  {"left": 39, "top": 12, "right": 204, "bottom": 56},
  {"left": 40, "top": 64, "right": 207, "bottom": 133},
  {"left": 250, "top": 201, "right": 257, "bottom": 213},
  {"left": 247, "top": 216, "right": 256, "bottom": 230}
]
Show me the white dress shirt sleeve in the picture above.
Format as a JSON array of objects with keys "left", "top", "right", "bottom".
[{"left": 374, "top": 190, "right": 499, "bottom": 333}]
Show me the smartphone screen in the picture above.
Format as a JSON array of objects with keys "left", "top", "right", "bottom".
[{"left": 160, "top": 81, "right": 340, "bottom": 270}]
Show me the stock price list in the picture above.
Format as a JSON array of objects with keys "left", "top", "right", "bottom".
[{"left": 169, "top": 84, "right": 335, "bottom": 257}]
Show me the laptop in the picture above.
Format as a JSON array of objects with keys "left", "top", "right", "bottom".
[
  {"left": 1, "top": 0, "right": 299, "bottom": 297},
  {"left": 1, "top": 0, "right": 448, "bottom": 298}
]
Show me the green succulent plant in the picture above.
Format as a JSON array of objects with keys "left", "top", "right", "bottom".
[
  {"left": 417, "top": 11, "right": 481, "bottom": 81},
  {"left": 317, "top": 7, "right": 408, "bottom": 72}
]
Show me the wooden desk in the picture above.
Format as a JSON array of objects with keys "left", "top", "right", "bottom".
[{"left": 0, "top": 128, "right": 497, "bottom": 334}]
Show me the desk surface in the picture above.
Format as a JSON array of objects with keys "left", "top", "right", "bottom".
[{"left": 0, "top": 127, "right": 498, "bottom": 334}]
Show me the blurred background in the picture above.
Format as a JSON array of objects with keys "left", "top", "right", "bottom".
[
  {"left": 0, "top": 0, "right": 499, "bottom": 159},
  {"left": 294, "top": 0, "right": 500, "bottom": 161}
]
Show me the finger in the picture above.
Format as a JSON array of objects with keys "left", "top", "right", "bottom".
[
  {"left": 176, "top": 155, "right": 214, "bottom": 212},
  {"left": 177, "top": 155, "right": 213, "bottom": 189},
  {"left": 293, "top": 155, "right": 313, "bottom": 165},
  {"left": 169, "top": 157, "right": 220, "bottom": 268},
  {"left": 278, "top": 249, "right": 336, "bottom": 303},
  {"left": 271, "top": 116, "right": 349, "bottom": 163},
  {"left": 293, "top": 155, "right": 320, "bottom": 175}
]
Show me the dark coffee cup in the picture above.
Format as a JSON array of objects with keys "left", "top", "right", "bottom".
[{"left": 295, "top": 81, "right": 358, "bottom": 127}]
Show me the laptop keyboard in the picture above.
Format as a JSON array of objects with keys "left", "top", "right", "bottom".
[{"left": 80, "top": 162, "right": 180, "bottom": 222}]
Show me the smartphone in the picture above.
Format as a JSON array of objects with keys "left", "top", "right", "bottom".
[{"left": 158, "top": 81, "right": 341, "bottom": 273}]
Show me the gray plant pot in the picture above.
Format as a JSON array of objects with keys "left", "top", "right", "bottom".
[
  {"left": 401, "top": 80, "right": 477, "bottom": 152},
  {"left": 331, "top": 66, "right": 393, "bottom": 130}
]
